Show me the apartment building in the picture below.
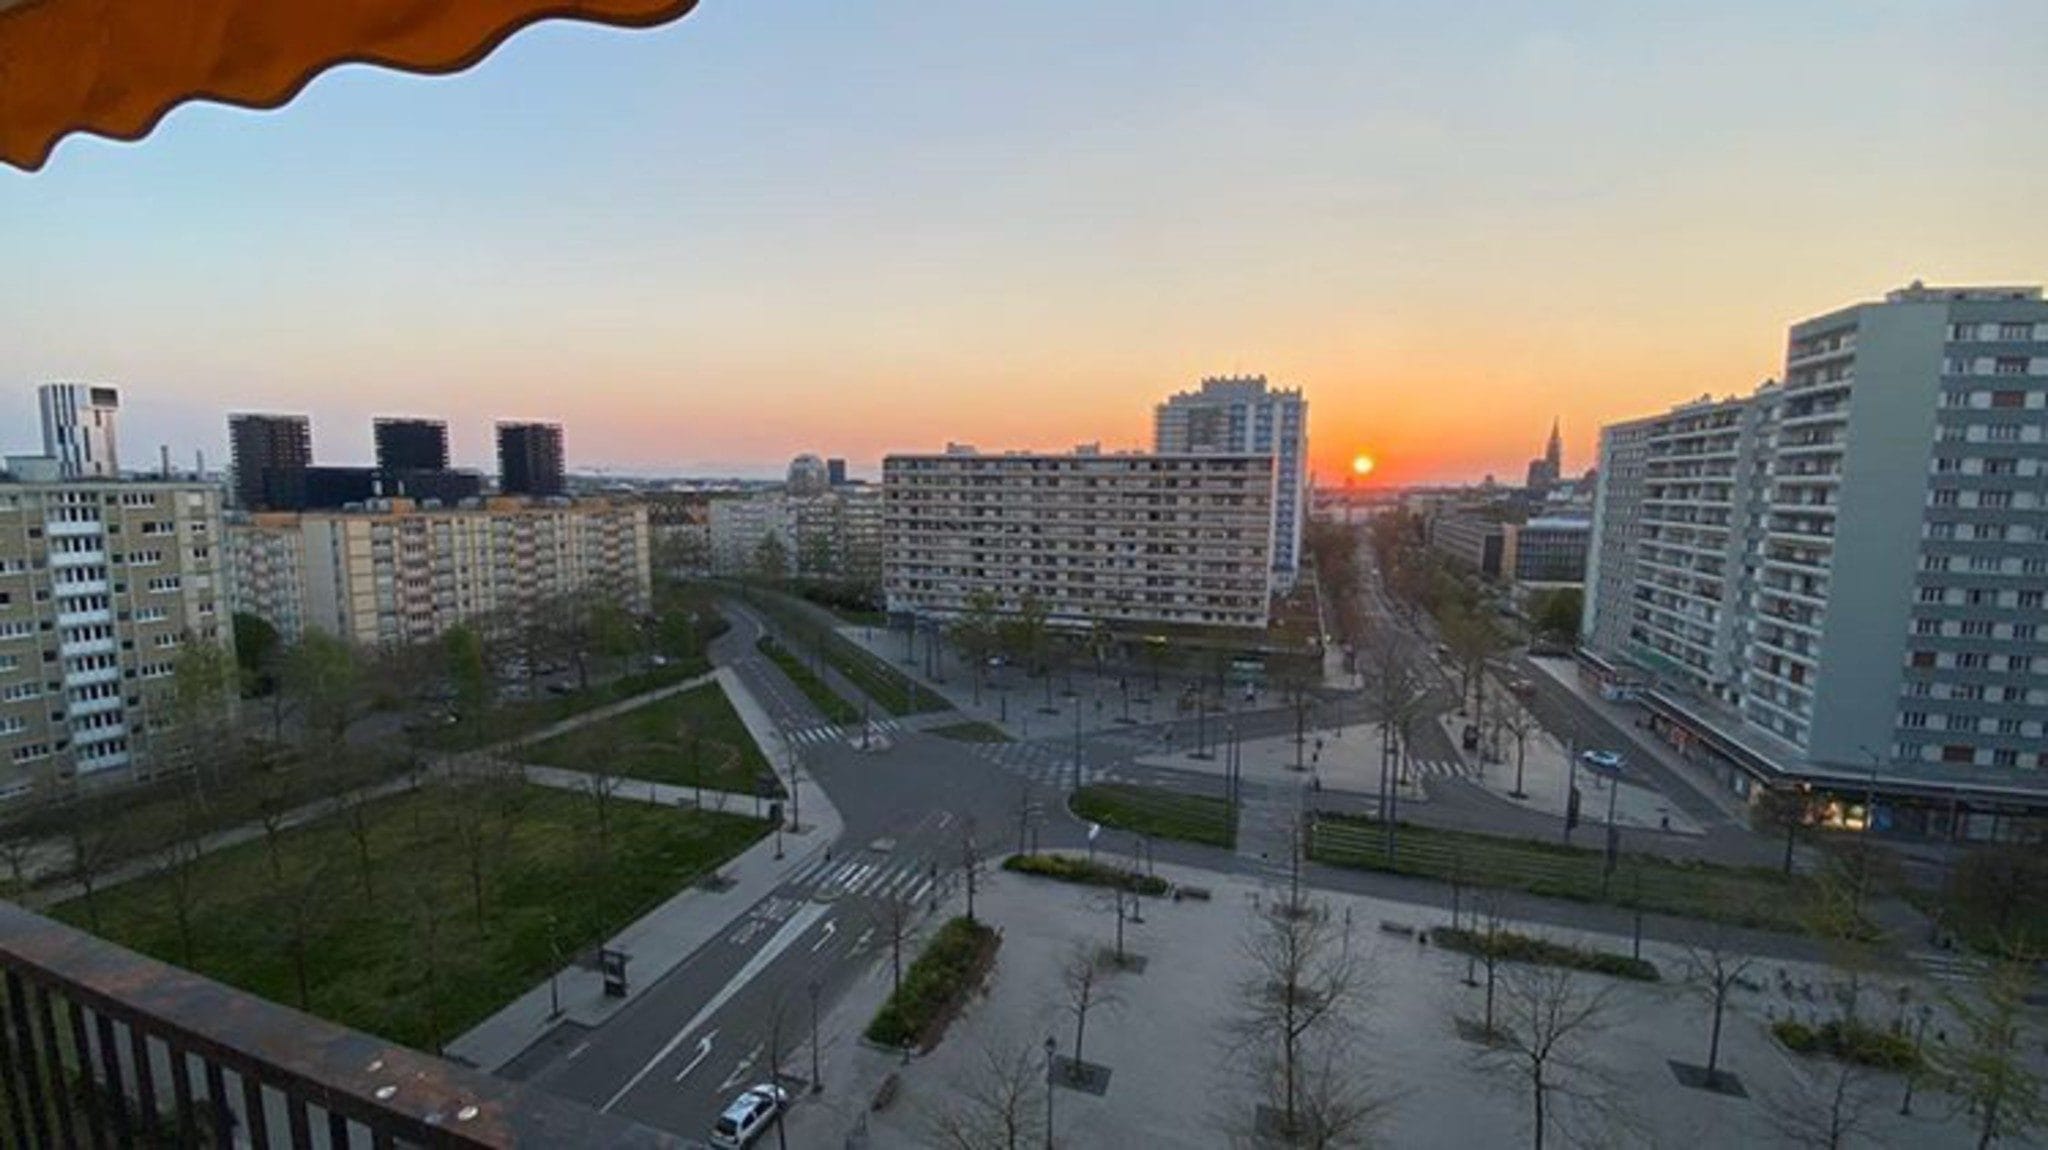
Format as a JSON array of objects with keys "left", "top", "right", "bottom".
[
  {"left": 1155, "top": 375, "right": 1308, "bottom": 588},
  {"left": 708, "top": 492, "right": 791, "bottom": 575},
  {"left": 37, "top": 383, "right": 121, "bottom": 479},
  {"left": 228, "top": 413, "right": 312, "bottom": 510},
  {"left": 497, "top": 422, "right": 565, "bottom": 497},
  {"left": 0, "top": 479, "right": 232, "bottom": 793},
  {"left": 1506, "top": 517, "right": 1591, "bottom": 586},
  {"left": 1581, "top": 416, "right": 1653, "bottom": 656},
  {"left": 1429, "top": 509, "right": 1510, "bottom": 578},
  {"left": 882, "top": 448, "right": 1276, "bottom": 630},
  {"left": 1585, "top": 283, "right": 2048, "bottom": 833},
  {"left": 224, "top": 514, "right": 309, "bottom": 641},
  {"left": 225, "top": 497, "right": 651, "bottom": 648}
]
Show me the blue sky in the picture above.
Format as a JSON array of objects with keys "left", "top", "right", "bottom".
[{"left": 5, "top": 1, "right": 2044, "bottom": 481}]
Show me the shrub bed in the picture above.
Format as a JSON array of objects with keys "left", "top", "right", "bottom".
[
  {"left": 1771, "top": 1019, "right": 1919, "bottom": 1070},
  {"left": 865, "top": 917, "right": 1000, "bottom": 1051},
  {"left": 1433, "top": 926, "right": 1661, "bottom": 982},
  {"left": 1001, "top": 852, "right": 1170, "bottom": 896}
]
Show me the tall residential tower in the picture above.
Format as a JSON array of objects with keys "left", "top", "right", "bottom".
[{"left": 1154, "top": 375, "right": 1307, "bottom": 588}]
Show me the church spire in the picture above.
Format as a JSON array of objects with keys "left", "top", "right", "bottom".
[{"left": 1545, "top": 417, "right": 1563, "bottom": 469}]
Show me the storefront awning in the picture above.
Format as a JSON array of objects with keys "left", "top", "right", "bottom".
[{"left": 0, "top": 0, "right": 699, "bottom": 171}]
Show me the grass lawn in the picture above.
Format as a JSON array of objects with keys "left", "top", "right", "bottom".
[
  {"left": 1070, "top": 783, "right": 1236, "bottom": 849},
  {"left": 517, "top": 682, "right": 779, "bottom": 795},
  {"left": 928, "top": 720, "right": 1013, "bottom": 744},
  {"left": 1310, "top": 814, "right": 1817, "bottom": 934},
  {"left": 50, "top": 782, "right": 767, "bottom": 1053},
  {"left": 757, "top": 636, "right": 860, "bottom": 724}
]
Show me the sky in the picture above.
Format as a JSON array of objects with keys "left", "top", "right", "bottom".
[{"left": 4, "top": 1, "right": 2045, "bottom": 485}]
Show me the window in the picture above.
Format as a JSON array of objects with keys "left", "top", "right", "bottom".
[
  {"left": 1957, "top": 652, "right": 1989, "bottom": 669},
  {"left": 1931, "top": 489, "right": 1959, "bottom": 507},
  {"left": 1979, "top": 490, "right": 2014, "bottom": 509},
  {"left": 1992, "top": 389, "right": 2027, "bottom": 407},
  {"left": 1987, "top": 423, "right": 2023, "bottom": 443},
  {"left": 1994, "top": 749, "right": 2020, "bottom": 768},
  {"left": 1961, "top": 620, "right": 1994, "bottom": 638},
  {"left": 1943, "top": 745, "right": 1976, "bottom": 764},
  {"left": 1998, "top": 322, "right": 2035, "bottom": 340},
  {"left": 1993, "top": 359, "right": 2030, "bottom": 377},
  {"left": 1950, "top": 323, "right": 1979, "bottom": 341},
  {"left": 1911, "top": 651, "right": 1937, "bottom": 668},
  {"left": 1945, "top": 714, "right": 1977, "bottom": 732},
  {"left": 0, "top": 621, "right": 33, "bottom": 641},
  {"left": 1914, "top": 618, "right": 1942, "bottom": 636},
  {"left": 1900, "top": 711, "right": 1929, "bottom": 729},
  {"left": 2015, "top": 624, "right": 2038, "bottom": 641},
  {"left": 1, "top": 682, "right": 41, "bottom": 702},
  {"left": 2019, "top": 590, "right": 2044, "bottom": 609},
  {"left": 2010, "top": 655, "right": 2035, "bottom": 673},
  {"left": 146, "top": 576, "right": 181, "bottom": 594},
  {"left": 0, "top": 716, "right": 23, "bottom": 735}
]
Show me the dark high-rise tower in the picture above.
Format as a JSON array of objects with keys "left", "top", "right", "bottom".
[
  {"left": 228, "top": 413, "right": 312, "bottom": 510},
  {"left": 497, "top": 422, "right": 565, "bottom": 497},
  {"left": 373, "top": 418, "right": 449, "bottom": 473}
]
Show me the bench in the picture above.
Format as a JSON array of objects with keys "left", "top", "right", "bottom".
[
  {"left": 1378, "top": 920, "right": 1417, "bottom": 938},
  {"left": 1172, "top": 885, "right": 1212, "bottom": 902}
]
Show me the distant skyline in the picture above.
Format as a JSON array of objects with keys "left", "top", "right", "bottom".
[{"left": 5, "top": 1, "right": 2044, "bottom": 486}]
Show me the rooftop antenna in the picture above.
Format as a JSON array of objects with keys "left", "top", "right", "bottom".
[{"left": 159, "top": 444, "right": 171, "bottom": 478}]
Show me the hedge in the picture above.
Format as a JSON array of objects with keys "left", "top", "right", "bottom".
[
  {"left": 865, "top": 917, "right": 1000, "bottom": 1051},
  {"left": 1771, "top": 1019, "right": 1920, "bottom": 1070},
  {"left": 1433, "top": 926, "right": 1661, "bottom": 982},
  {"left": 1001, "top": 853, "right": 1170, "bottom": 896}
]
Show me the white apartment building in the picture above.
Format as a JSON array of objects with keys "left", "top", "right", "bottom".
[
  {"left": 708, "top": 492, "right": 792, "bottom": 575},
  {"left": 709, "top": 487, "right": 884, "bottom": 581},
  {"left": 0, "top": 480, "right": 232, "bottom": 793},
  {"left": 37, "top": 383, "right": 121, "bottom": 479},
  {"left": 1585, "top": 283, "right": 2048, "bottom": 834},
  {"left": 883, "top": 448, "right": 1276, "bottom": 630},
  {"left": 225, "top": 497, "right": 651, "bottom": 648},
  {"left": 1155, "top": 375, "right": 1308, "bottom": 588}
]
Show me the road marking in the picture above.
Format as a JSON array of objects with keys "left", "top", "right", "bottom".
[
  {"left": 718, "top": 1045, "right": 762, "bottom": 1093},
  {"left": 566, "top": 1042, "right": 591, "bottom": 1062},
  {"left": 810, "top": 919, "right": 839, "bottom": 952},
  {"left": 599, "top": 902, "right": 828, "bottom": 1113},
  {"left": 844, "top": 864, "right": 876, "bottom": 894},
  {"left": 851, "top": 927, "right": 874, "bottom": 955},
  {"left": 905, "top": 877, "right": 932, "bottom": 906},
  {"left": 671, "top": 1032, "right": 716, "bottom": 1082},
  {"left": 935, "top": 811, "right": 954, "bottom": 831}
]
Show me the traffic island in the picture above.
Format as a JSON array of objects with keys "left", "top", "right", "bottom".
[
  {"left": 863, "top": 916, "right": 1001, "bottom": 1054},
  {"left": 1050, "top": 1055, "right": 1112, "bottom": 1095},
  {"left": 1070, "top": 783, "right": 1237, "bottom": 849},
  {"left": 1001, "top": 853, "right": 1170, "bottom": 896}
]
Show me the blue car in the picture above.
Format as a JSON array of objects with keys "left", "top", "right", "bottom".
[{"left": 1579, "top": 749, "right": 1624, "bottom": 774}]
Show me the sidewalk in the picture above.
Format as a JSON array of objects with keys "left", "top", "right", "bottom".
[
  {"left": 1134, "top": 725, "right": 1426, "bottom": 806},
  {"left": 1435, "top": 712, "right": 1704, "bottom": 836},
  {"left": 1522, "top": 656, "right": 1751, "bottom": 824},
  {"left": 446, "top": 667, "right": 845, "bottom": 1072}
]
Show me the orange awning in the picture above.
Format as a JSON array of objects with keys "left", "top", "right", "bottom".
[{"left": 0, "top": 0, "right": 700, "bottom": 171}]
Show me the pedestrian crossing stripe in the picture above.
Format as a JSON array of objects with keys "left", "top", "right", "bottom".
[
  {"left": 784, "top": 854, "right": 941, "bottom": 902},
  {"left": 786, "top": 718, "right": 904, "bottom": 747}
]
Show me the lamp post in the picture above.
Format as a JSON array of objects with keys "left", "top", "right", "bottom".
[
  {"left": 545, "top": 915, "right": 563, "bottom": 1021},
  {"left": 1563, "top": 737, "right": 1579, "bottom": 845},
  {"left": 807, "top": 978, "right": 823, "bottom": 1094},
  {"left": 1855, "top": 746, "right": 1883, "bottom": 917},
  {"left": 1072, "top": 698, "right": 1083, "bottom": 791},
  {"left": 1043, "top": 1036, "right": 1057, "bottom": 1149}
]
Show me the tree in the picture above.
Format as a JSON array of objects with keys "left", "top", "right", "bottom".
[
  {"left": 1464, "top": 893, "right": 1512, "bottom": 1038},
  {"left": 1526, "top": 588, "right": 1582, "bottom": 645},
  {"left": 59, "top": 789, "right": 124, "bottom": 934},
  {"left": 1441, "top": 607, "right": 1503, "bottom": 726},
  {"left": 580, "top": 736, "right": 625, "bottom": 862},
  {"left": 1947, "top": 843, "right": 2048, "bottom": 956},
  {"left": 752, "top": 533, "right": 790, "bottom": 581},
  {"left": 925, "top": 1036, "right": 1046, "bottom": 1150},
  {"left": 273, "top": 856, "right": 332, "bottom": 1011},
  {"left": 1938, "top": 956, "right": 2045, "bottom": 1150},
  {"left": 442, "top": 624, "right": 491, "bottom": 719},
  {"left": 338, "top": 783, "right": 380, "bottom": 902},
  {"left": 1231, "top": 878, "right": 1363, "bottom": 1143},
  {"left": 1681, "top": 927, "right": 1757, "bottom": 1090},
  {"left": 878, "top": 894, "right": 915, "bottom": 996},
  {"left": 1363, "top": 622, "right": 1428, "bottom": 860},
  {"left": 281, "top": 631, "right": 362, "bottom": 745},
  {"left": 231, "top": 611, "right": 283, "bottom": 695},
  {"left": 149, "top": 791, "right": 209, "bottom": 965},
  {"left": 1752, "top": 788, "right": 1809, "bottom": 877},
  {"left": 1474, "top": 966, "right": 1622, "bottom": 1150},
  {"left": 1759, "top": 1056, "right": 1883, "bottom": 1150},
  {"left": 169, "top": 638, "right": 237, "bottom": 792},
  {"left": 1060, "top": 943, "right": 1121, "bottom": 1077},
  {"left": 960, "top": 817, "right": 985, "bottom": 924},
  {"left": 952, "top": 590, "right": 1003, "bottom": 704},
  {"left": 1495, "top": 698, "right": 1538, "bottom": 799}
]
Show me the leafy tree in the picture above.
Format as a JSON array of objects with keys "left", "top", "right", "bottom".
[
  {"left": 752, "top": 533, "right": 791, "bottom": 581},
  {"left": 230, "top": 611, "right": 282, "bottom": 695},
  {"left": 282, "top": 631, "right": 362, "bottom": 744},
  {"left": 1938, "top": 955, "right": 2045, "bottom": 1149},
  {"left": 1947, "top": 843, "right": 2048, "bottom": 956},
  {"left": 1527, "top": 587, "right": 1582, "bottom": 645},
  {"left": 442, "top": 624, "right": 491, "bottom": 717},
  {"left": 169, "top": 636, "right": 237, "bottom": 788}
]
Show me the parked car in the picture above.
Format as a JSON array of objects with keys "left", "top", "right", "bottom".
[{"left": 709, "top": 1083, "right": 789, "bottom": 1148}]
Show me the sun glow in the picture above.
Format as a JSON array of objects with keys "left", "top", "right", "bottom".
[{"left": 1351, "top": 453, "right": 1375, "bottom": 477}]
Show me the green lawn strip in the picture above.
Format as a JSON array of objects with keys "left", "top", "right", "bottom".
[
  {"left": 757, "top": 636, "right": 860, "bottom": 724},
  {"left": 1309, "top": 814, "right": 1809, "bottom": 933},
  {"left": 1070, "top": 783, "right": 1236, "bottom": 849},
  {"left": 51, "top": 783, "right": 768, "bottom": 1053},
  {"left": 1001, "top": 852, "right": 1170, "bottom": 896},
  {"left": 1433, "top": 926, "right": 1660, "bottom": 982},
  {"left": 1771, "top": 1018, "right": 1920, "bottom": 1070},
  {"left": 516, "top": 682, "right": 779, "bottom": 795},
  {"left": 422, "top": 660, "right": 709, "bottom": 752},
  {"left": 865, "top": 916, "right": 1000, "bottom": 1051},
  {"left": 814, "top": 637, "right": 939, "bottom": 717},
  {"left": 927, "top": 721, "right": 1014, "bottom": 744}
]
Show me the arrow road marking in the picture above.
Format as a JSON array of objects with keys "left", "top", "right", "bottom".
[
  {"left": 850, "top": 927, "right": 874, "bottom": 955},
  {"left": 810, "top": 919, "right": 838, "bottom": 952},
  {"left": 672, "top": 1032, "right": 717, "bottom": 1082},
  {"left": 600, "top": 902, "right": 828, "bottom": 1112},
  {"left": 718, "top": 1044, "right": 762, "bottom": 1093}
]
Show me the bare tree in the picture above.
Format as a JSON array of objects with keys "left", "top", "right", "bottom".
[
  {"left": 1682, "top": 927, "right": 1758, "bottom": 1090},
  {"left": 253, "top": 762, "right": 297, "bottom": 882},
  {"left": 1473, "top": 965, "right": 1622, "bottom": 1150},
  {"left": 1239, "top": 1025, "right": 1387, "bottom": 1149},
  {"left": 273, "top": 857, "right": 333, "bottom": 1011},
  {"left": 1938, "top": 954, "right": 2045, "bottom": 1150},
  {"left": 1496, "top": 699, "right": 1538, "bottom": 799},
  {"left": 338, "top": 784, "right": 380, "bottom": 901},
  {"left": 582, "top": 738, "right": 625, "bottom": 862},
  {"left": 59, "top": 789, "right": 123, "bottom": 934},
  {"left": 1759, "top": 1057, "right": 1885, "bottom": 1150},
  {"left": 449, "top": 779, "right": 500, "bottom": 932},
  {"left": 960, "top": 816, "right": 985, "bottom": 924},
  {"left": 877, "top": 895, "right": 916, "bottom": 996},
  {"left": 1458, "top": 891, "right": 1512, "bottom": 1039},
  {"left": 151, "top": 828, "right": 206, "bottom": 966},
  {"left": 924, "top": 1036, "right": 1047, "bottom": 1150},
  {"left": 1060, "top": 943, "right": 1122, "bottom": 1078},
  {"left": 1231, "top": 883, "right": 1365, "bottom": 1144}
]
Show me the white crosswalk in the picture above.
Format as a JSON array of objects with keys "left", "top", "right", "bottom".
[
  {"left": 785, "top": 718, "right": 905, "bottom": 747},
  {"left": 972, "top": 740, "right": 1116, "bottom": 790},
  {"left": 1400, "top": 758, "right": 1479, "bottom": 782},
  {"left": 782, "top": 852, "right": 938, "bottom": 905},
  {"left": 1910, "top": 949, "right": 1990, "bottom": 985}
]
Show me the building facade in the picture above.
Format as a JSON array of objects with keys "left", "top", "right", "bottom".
[
  {"left": 223, "top": 514, "right": 309, "bottom": 641},
  {"left": 1581, "top": 416, "right": 1653, "bottom": 657},
  {"left": 372, "top": 418, "right": 450, "bottom": 474},
  {"left": 228, "top": 413, "right": 312, "bottom": 511},
  {"left": 1, "top": 480, "right": 232, "bottom": 793},
  {"left": 1154, "top": 375, "right": 1308, "bottom": 588},
  {"left": 708, "top": 492, "right": 793, "bottom": 575},
  {"left": 497, "top": 422, "right": 565, "bottom": 497},
  {"left": 225, "top": 497, "right": 651, "bottom": 648},
  {"left": 1584, "top": 284, "right": 2048, "bottom": 827},
  {"left": 883, "top": 449, "right": 1275, "bottom": 630},
  {"left": 37, "top": 383, "right": 121, "bottom": 479},
  {"left": 1506, "top": 517, "right": 1591, "bottom": 585},
  {"left": 1429, "top": 509, "right": 1508, "bottom": 578}
]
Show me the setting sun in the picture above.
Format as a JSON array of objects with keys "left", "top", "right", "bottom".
[{"left": 1351, "top": 453, "right": 1375, "bottom": 477}]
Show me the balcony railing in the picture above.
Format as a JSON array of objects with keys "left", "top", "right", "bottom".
[{"left": 0, "top": 901, "right": 684, "bottom": 1149}]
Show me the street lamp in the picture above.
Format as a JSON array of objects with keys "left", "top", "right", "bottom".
[
  {"left": 808, "top": 978, "right": 823, "bottom": 1094},
  {"left": 545, "top": 915, "right": 563, "bottom": 1021},
  {"left": 1043, "top": 1036, "right": 1058, "bottom": 1149}
]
